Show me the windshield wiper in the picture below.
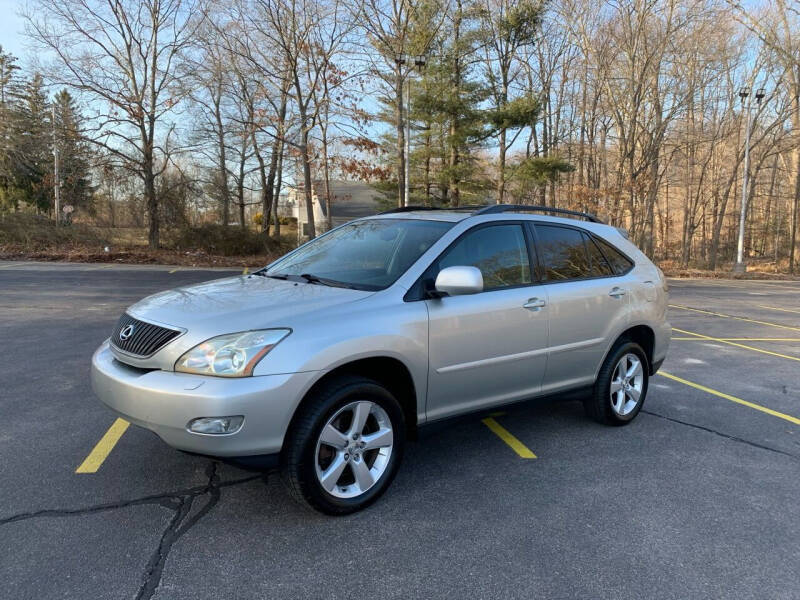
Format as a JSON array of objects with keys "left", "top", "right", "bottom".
[
  {"left": 254, "top": 271, "right": 287, "bottom": 279},
  {"left": 299, "top": 273, "right": 357, "bottom": 289}
]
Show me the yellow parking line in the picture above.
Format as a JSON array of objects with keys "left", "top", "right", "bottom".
[
  {"left": 669, "top": 304, "right": 800, "bottom": 332},
  {"left": 169, "top": 268, "right": 181, "bottom": 274},
  {"left": 672, "top": 337, "right": 800, "bottom": 341},
  {"left": 75, "top": 418, "right": 130, "bottom": 473},
  {"left": 672, "top": 327, "right": 800, "bottom": 363},
  {"left": 481, "top": 417, "right": 536, "bottom": 458},
  {"left": 758, "top": 305, "right": 800, "bottom": 315},
  {"left": 658, "top": 371, "right": 800, "bottom": 426},
  {"left": 242, "top": 267, "right": 249, "bottom": 275}
]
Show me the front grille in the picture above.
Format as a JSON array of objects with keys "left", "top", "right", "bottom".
[{"left": 110, "top": 313, "right": 182, "bottom": 358}]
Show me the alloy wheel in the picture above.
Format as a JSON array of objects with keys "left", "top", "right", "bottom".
[
  {"left": 314, "top": 400, "right": 394, "bottom": 499},
  {"left": 610, "top": 353, "right": 644, "bottom": 416}
]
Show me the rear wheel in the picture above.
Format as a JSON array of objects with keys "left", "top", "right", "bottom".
[
  {"left": 281, "top": 376, "right": 405, "bottom": 515},
  {"left": 585, "top": 341, "right": 649, "bottom": 425}
]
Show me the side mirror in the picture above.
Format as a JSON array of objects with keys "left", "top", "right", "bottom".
[{"left": 434, "top": 266, "right": 483, "bottom": 296}]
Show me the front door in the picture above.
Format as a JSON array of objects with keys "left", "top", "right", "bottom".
[{"left": 425, "top": 223, "right": 549, "bottom": 421}]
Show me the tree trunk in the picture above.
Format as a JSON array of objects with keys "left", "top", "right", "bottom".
[
  {"left": 790, "top": 147, "right": 800, "bottom": 273},
  {"left": 300, "top": 123, "right": 315, "bottom": 239},
  {"left": 273, "top": 138, "right": 284, "bottom": 239},
  {"left": 396, "top": 68, "right": 405, "bottom": 208},
  {"left": 215, "top": 94, "right": 231, "bottom": 227},
  {"left": 708, "top": 166, "right": 740, "bottom": 271},
  {"left": 266, "top": 89, "right": 288, "bottom": 238},
  {"left": 321, "top": 121, "right": 333, "bottom": 232},
  {"left": 143, "top": 144, "right": 158, "bottom": 249},
  {"left": 497, "top": 127, "right": 506, "bottom": 204},
  {"left": 252, "top": 132, "right": 269, "bottom": 236},
  {"left": 448, "top": 0, "right": 463, "bottom": 208},
  {"left": 237, "top": 142, "right": 246, "bottom": 229}
]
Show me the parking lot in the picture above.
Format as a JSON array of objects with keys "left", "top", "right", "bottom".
[{"left": 1, "top": 261, "right": 798, "bottom": 599}]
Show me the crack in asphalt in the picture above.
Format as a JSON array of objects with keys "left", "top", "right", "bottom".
[
  {"left": 0, "top": 470, "right": 263, "bottom": 527},
  {"left": 0, "top": 462, "right": 267, "bottom": 599},
  {"left": 642, "top": 409, "right": 799, "bottom": 461},
  {"left": 136, "top": 462, "right": 225, "bottom": 600}
]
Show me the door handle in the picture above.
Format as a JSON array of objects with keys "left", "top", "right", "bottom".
[
  {"left": 523, "top": 298, "right": 546, "bottom": 311},
  {"left": 609, "top": 287, "right": 627, "bottom": 298}
]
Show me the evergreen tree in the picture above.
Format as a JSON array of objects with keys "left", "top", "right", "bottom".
[
  {"left": 53, "top": 89, "right": 93, "bottom": 214},
  {"left": 16, "top": 73, "right": 52, "bottom": 213},
  {"left": 0, "top": 46, "right": 24, "bottom": 211},
  {"left": 408, "top": 0, "right": 489, "bottom": 206}
]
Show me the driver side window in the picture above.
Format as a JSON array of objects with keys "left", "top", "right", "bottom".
[{"left": 438, "top": 224, "right": 532, "bottom": 290}]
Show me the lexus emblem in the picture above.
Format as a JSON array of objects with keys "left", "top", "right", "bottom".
[{"left": 119, "top": 324, "right": 135, "bottom": 341}]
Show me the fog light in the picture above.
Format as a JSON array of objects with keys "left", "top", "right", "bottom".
[{"left": 188, "top": 416, "right": 244, "bottom": 435}]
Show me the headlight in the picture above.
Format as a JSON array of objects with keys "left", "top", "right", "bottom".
[{"left": 175, "top": 329, "right": 290, "bottom": 377}]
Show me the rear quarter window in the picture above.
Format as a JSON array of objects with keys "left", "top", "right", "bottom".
[
  {"left": 586, "top": 236, "right": 614, "bottom": 277},
  {"left": 595, "top": 236, "right": 634, "bottom": 275}
]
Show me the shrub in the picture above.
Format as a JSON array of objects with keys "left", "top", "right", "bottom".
[
  {"left": 0, "top": 212, "right": 105, "bottom": 248},
  {"left": 167, "top": 224, "right": 284, "bottom": 256}
]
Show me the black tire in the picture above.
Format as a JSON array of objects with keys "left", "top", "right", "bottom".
[
  {"left": 584, "top": 340, "right": 649, "bottom": 426},
  {"left": 281, "top": 375, "right": 406, "bottom": 515}
]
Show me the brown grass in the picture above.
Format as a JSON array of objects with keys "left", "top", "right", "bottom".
[
  {"left": 0, "top": 213, "right": 298, "bottom": 267},
  {"left": 658, "top": 258, "right": 800, "bottom": 280}
]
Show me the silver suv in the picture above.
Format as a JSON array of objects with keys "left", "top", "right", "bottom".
[{"left": 92, "top": 205, "right": 670, "bottom": 514}]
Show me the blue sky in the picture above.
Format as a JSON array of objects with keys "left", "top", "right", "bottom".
[{"left": 0, "top": 1, "right": 26, "bottom": 58}]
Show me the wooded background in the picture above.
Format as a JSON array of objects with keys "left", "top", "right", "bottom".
[{"left": 0, "top": 0, "right": 798, "bottom": 272}]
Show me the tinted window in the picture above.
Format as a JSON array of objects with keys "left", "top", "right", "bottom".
[
  {"left": 586, "top": 235, "right": 614, "bottom": 277},
  {"left": 595, "top": 237, "right": 634, "bottom": 274},
  {"left": 267, "top": 218, "right": 453, "bottom": 290},
  {"left": 438, "top": 224, "right": 531, "bottom": 290},
  {"left": 535, "top": 225, "right": 591, "bottom": 281}
]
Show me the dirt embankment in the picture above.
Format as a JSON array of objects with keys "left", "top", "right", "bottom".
[{"left": 0, "top": 214, "right": 295, "bottom": 268}]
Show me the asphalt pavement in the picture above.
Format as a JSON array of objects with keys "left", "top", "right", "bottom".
[{"left": 1, "top": 261, "right": 798, "bottom": 599}]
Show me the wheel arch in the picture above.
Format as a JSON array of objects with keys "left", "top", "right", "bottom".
[
  {"left": 285, "top": 356, "right": 419, "bottom": 451},
  {"left": 598, "top": 324, "right": 656, "bottom": 378}
]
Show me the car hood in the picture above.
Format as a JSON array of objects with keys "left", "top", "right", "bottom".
[{"left": 127, "top": 275, "right": 374, "bottom": 333}]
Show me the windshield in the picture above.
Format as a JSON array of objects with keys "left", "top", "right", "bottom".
[{"left": 266, "top": 218, "right": 454, "bottom": 291}]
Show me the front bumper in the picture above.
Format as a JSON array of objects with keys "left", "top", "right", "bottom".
[{"left": 91, "top": 341, "right": 319, "bottom": 457}]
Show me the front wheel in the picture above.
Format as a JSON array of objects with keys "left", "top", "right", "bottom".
[
  {"left": 281, "top": 376, "right": 405, "bottom": 515},
  {"left": 584, "top": 341, "right": 649, "bottom": 425}
]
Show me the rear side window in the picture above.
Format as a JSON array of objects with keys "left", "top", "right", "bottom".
[
  {"left": 586, "top": 236, "right": 614, "bottom": 277},
  {"left": 534, "top": 224, "right": 591, "bottom": 281},
  {"left": 595, "top": 237, "right": 634, "bottom": 275},
  {"left": 438, "top": 224, "right": 531, "bottom": 290}
]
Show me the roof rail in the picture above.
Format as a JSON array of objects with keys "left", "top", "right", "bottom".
[
  {"left": 473, "top": 204, "right": 603, "bottom": 223},
  {"left": 379, "top": 205, "right": 486, "bottom": 214}
]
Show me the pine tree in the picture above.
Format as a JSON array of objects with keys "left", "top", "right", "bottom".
[
  {"left": 17, "top": 73, "right": 52, "bottom": 213},
  {"left": 409, "top": 0, "right": 489, "bottom": 206},
  {"left": 53, "top": 89, "right": 93, "bottom": 215},
  {"left": 0, "top": 46, "right": 24, "bottom": 211}
]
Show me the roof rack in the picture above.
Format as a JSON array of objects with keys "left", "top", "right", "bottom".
[
  {"left": 473, "top": 204, "right": 603, "bottom": 223},
  {"left": 379, "top": 205, "right": 486, "bottom": 214}
]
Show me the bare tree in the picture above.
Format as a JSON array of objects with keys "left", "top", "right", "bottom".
[
  {"left": 25, "top": 0, "right": 203, "bottom": 247},
  {"left": 729, "top": 0, "right": 800, "bottom": 272},
  {"left": 236, "top": 0, "right": 355, "bottom": 239},
  {"left": 479, "top": 0, "right": 544, "bottom": 204}
]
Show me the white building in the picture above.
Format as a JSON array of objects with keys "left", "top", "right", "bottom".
[{"left": 289, "top": 180, "right": 385, "bottom": 240}]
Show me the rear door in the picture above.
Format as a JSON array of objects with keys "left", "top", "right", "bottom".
[
  {"left": 530, "top": 223, "right": 632, "bottom": 393},
  {"left": 425, "top": 222, "right": 549, "bottom": 420}
]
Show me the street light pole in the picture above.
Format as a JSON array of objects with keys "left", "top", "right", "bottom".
[
  {"left": 404, "top": 72, "right": 410, "bottom": 208},
  {"left": 396, "top": 55, "right": 426, "bottom": 208},
  {"left": 734, "top": 87, "right": 765, "bottom": 273}
]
